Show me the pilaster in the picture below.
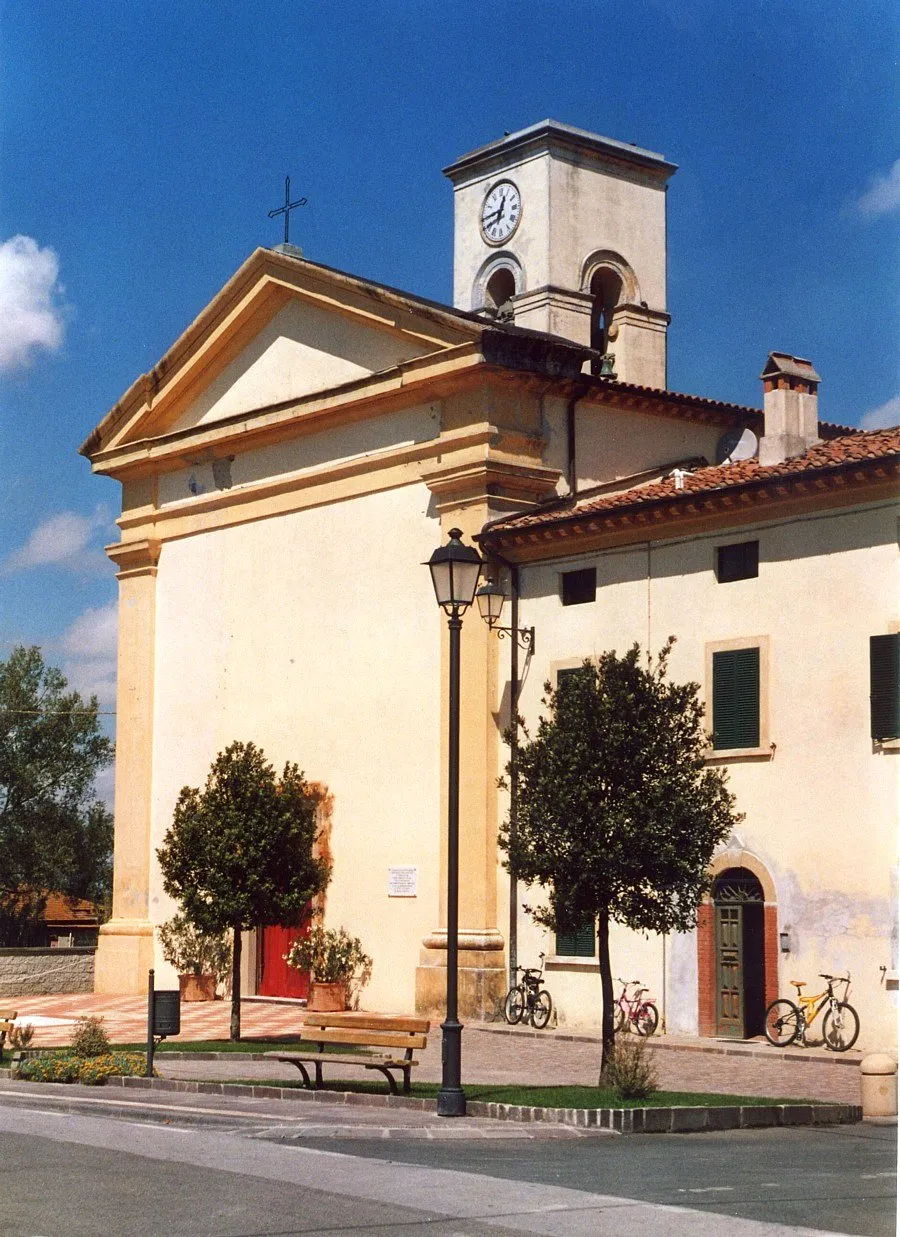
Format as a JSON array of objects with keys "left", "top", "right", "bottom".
[
  {"left": 93, "top": 538, "right": 160, "bottom": 994},
  {"left": 416, "top": 448, "right": 559, "bottom": 1020}
]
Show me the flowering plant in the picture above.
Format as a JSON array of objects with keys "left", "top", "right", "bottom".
[
  {"left": 285, "top": 924, "right": 372, "bottom": 994},
  {"left": 158, "top": 914, "right": 232, "bottom": 982}
]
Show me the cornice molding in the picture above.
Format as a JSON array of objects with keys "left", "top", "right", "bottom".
[{"left": 482, "top": 460, "right": 900, "bottom": 561}]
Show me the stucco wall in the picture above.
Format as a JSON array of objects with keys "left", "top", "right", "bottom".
[
  {"left": 148, "top": 481, "right": 444, "bottom": 1013},
  {"left": 508, "top": 499, "right": 899, "bottom": 1049},
  {"left": 0, "top": 949, "right": 95, "bottom": 997}
]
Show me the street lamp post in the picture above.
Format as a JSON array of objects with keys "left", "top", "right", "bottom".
[{"left": 426, "top": 528, "right": 483, "bottom": 1118}]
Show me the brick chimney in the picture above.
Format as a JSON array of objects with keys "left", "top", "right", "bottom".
[{"left": 758, "top": 352, "right": 821, "bottom": 466}]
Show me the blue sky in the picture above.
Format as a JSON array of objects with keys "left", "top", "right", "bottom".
[{"left": 1, "top": 0, "right": 897, "bottom": 762}]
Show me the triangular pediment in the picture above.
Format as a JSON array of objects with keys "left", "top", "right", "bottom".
[{"left": 86, "top": 248, "right": 482, "bottom": 457}]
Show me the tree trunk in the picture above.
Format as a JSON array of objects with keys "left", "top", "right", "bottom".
[
  {"left": 597, "top": 911, "right": 615, "bottom": 1081},
  {"left": 230, "top": 923, "right": 242, "bottom": 1042}
]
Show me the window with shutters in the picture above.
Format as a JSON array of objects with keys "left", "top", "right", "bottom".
[
  {"left": 705, "top": 637, "right": 770, "bottom": 758},
  {"left": 870, "top": 633, "right": 900, "bottom": 742},
  {"left": 555, "top": 920, "right": 596, "bottom": 958}
]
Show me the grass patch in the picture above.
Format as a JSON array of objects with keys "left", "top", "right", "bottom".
[
  {"left": 111, "top": 1038, "right": 356, "bottom": 1055},
  {"left": 203, "top": 1077, "right": 814, "bottom": 1108}
]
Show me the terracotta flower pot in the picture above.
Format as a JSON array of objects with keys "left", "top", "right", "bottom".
[
  {"left": 306, "top": 980, "right": 348, "bottom": 1012},
  {"left": 179, "top": 973, "right": 217, "bottom": 1002}
]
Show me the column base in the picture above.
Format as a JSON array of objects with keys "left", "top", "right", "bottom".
[
  {"left": 93, "top": 919, "right": 155, "bottom": 994},
  {"left": 415, "top": 931, "right": 507, "bottom": 1020}
]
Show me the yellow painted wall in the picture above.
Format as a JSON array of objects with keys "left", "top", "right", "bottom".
[{"left": 147, "top": 481, "right": 445, "bottom": 1013}]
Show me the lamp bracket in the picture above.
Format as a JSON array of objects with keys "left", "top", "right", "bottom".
[{"left": 493, "top": 625, "right": 535, "bottom": 653}]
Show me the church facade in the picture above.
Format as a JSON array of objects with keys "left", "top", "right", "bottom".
[{"left": 83, "top": 121, "right": 899, "bottom": 1050}]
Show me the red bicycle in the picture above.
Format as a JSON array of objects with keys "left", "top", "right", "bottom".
[{"left": 613, "top": 978, "right": 659, "bottom": 1036}]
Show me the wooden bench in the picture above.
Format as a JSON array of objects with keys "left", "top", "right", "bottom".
[
  {"left": 266, "top": 1012, "right": 430, "bottom": 1095},
  {"left": 0, "top": 1010, "right": 18, "bottom": 1057}
]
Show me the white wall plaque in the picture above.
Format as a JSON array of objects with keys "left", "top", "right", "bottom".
[{"left": 388, "top": 866, "right": 418, "bottom": 897}]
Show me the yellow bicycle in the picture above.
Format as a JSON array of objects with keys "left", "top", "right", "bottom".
[{"left": 764, "top": 973, "right": 860, "bottom": 1052}]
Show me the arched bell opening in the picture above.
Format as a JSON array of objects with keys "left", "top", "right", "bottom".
[
  {"left": 484, "top": 267, "right": 517, "bottom": 320},
  {"left": 588, "top": 269, "right": 624, "bottom": 375}
]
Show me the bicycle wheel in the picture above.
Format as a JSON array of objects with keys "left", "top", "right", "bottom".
[
  {"left": 764, "top": 999, "right": 801, "bottom": 1047},
  {"left": 530, "top": 989, "right": 553, "bottom": 1029},
  {"left": 822, "top": 1002, "right": 860, "bottom": 1052},
  {"left": 503, "top": 986, "right": 526, "bottom": 1025},
  {"left": 613, "top": 1004, "right": 627, "bottom": 1033},
  {"left": 634, "top": 1001, "right": 659, "bottom": 1037}
]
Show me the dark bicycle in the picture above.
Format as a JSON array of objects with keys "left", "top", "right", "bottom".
[{"left": 502, "top": 954, "right": 553, "bottom": 1029}]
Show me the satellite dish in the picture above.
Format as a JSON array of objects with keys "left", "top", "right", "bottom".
[{"left": 715, "top": 427, "right": 758, "bottom": 465}]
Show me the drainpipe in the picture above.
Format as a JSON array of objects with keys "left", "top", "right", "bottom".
[
  {"left": 476, "top": 541, "right": 525, "bottom": 989},
  {"left": 566, "top": 381, "right": 590, "bottom": 496}
]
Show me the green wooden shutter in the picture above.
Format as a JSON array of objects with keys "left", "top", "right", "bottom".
[
  {"left": 556, "top": 921, "right": 596, "bottom": 957},
  {"left": 870, "top": 634, "right": 900, "bottom": 741},
  {"left": 712, "top": 647, "right": 760, "bottom": 749}
]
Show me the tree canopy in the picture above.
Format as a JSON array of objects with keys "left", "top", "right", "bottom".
[
  {"left": 0, "top": 645, "right": 114, "bottom": 943},
  {"left": 157, "top": 741, "right": 331, "bottom": 1039},
  {"left": 500, "top": 640, "right": 740, "bottom": 1071}
]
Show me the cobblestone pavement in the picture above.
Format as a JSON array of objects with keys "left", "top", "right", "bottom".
[{"left": 7, "top": 993, "right": 864, "bottom": 1104}]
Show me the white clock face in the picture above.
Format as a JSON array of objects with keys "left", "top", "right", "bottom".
[{"left": 480, "top": 180, "right": 522, "bottom": 245}]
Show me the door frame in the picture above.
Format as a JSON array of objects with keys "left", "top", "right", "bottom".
[{"left": 698, "top": 850, "right": 779, "bottom": 1038}]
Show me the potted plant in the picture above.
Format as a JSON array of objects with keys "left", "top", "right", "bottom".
[
  {"left": 285, "top": 924, "right": 372, "bottom": 1011},
  {"left": 158, "top": 914, "right": 232, "bottom": 1002}
]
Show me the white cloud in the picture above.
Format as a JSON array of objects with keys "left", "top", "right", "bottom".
[
  {"left": 856, "top": 159, "right": 900, "bottom": 218},
  {"left": 59, "top": 600, "right": 118, "bottom": 711},
  {"left": 860, "top": 395, "right": 900, "bottom": 430},
  {"left": 2, "top": 506, "right": 113, "bottom": 574},
  {"left": 0, "top": 235, "right": 66, "bottom": 372}
]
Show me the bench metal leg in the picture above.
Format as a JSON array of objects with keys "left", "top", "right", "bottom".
[
  {"left": 367, "top": 1064, "right": 399, "bottom": 1095},
  {"left": 288, "top": 1060, "right": 313, "bottom": 1089},
  {"left": 314, "top": 1060, "right": 324, "bottom": 1089}
]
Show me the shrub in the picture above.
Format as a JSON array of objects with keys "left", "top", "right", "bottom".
[
  {"left": 70, "top": 1015, "right": 111, "bottom": 1058},
  {"left": 16, "top": 1051, "right": 146, "bottom": 1085},
  {"left": 8, "top": 1023, "right": 35, "bottom": 1051},
  {"left": 602, "top": 1035, "right": 660, "bottom": 1100},
  {"left": 158, "top": 914, "right": 232, "bottom": 983}
]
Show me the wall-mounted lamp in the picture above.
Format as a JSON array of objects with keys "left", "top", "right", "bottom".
[
  {"left": 475, "top": 581, "right": 535, "bottom": 652},
  {"left": 779, "top": 928, "right": 792, "bottom": 955}
]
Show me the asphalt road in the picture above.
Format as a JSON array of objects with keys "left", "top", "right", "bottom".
[{"left": 0, "top": 1086, "right": 894, "bottom": 1237}]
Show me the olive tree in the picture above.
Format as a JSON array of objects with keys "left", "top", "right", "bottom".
[
  {"left": 157, "top": 741, "right": 330, "bottom": 1040},
  {"left": 500, "top": 640, "right": 740, "bottom": 1074}
]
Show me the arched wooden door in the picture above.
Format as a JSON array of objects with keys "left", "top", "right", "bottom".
[
  {"left": 256, "top": 920, "right": 309, "bottom": 999},
  {"left": 713, "top": 868, "right": 766, "bottom": 1039}
]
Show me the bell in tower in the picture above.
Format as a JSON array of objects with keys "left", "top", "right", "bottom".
[{"left": 444, "top": 120, "right": 676, "bottom": 388}]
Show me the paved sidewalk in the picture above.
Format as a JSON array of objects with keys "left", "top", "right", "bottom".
[{"left": 6, "top": 994, "right": 864, "bottom": 1104}]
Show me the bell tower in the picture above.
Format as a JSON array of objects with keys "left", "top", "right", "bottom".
[{"left": 444, "top": 120, "right": 676, "bottom": 388}]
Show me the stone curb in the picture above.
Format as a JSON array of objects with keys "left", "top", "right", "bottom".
[{"left": 1, "top": 1070, "right": 859, "bottom": 1133}]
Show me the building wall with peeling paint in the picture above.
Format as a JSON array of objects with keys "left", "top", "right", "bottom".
[{"left": 511, "top": 498, "right": 899, "bottom": 1050}]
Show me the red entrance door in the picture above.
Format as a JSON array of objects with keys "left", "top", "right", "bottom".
[{"left": 256, "top": 922, "right": 309, "bottom": 998}]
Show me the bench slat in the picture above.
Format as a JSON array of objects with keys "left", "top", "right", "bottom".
[
  {"left": 303, "top": 1013, "right": 429, "bottom": 1034},
  {"left": 268, "top": 1052, "right": 418, "bottom": 1067},
  {"left": 300, "top": 1029, "right": 427, "bottom": 1050}
]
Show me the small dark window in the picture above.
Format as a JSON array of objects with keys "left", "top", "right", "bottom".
[
  {"left": 556, "top": 667, "right": 585, "bottom": 686},
  {"left": 556, "top": 920, "right": 595, "bottom": 958},
  {"left": 712, "top": 647, "right": 760, "bottom": 749},
  {"left": 870, "top": 634, "right": 900, "bottom": 741},
  {"left": 716, "top": 541, "right": 759, "bottom": 583},
  {"left": 561, "top": 567, "right": 596, "bottom": 606}
]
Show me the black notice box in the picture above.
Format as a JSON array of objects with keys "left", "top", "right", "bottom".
[{"left": 153, "top": 990, "right": 181, "bottom": 1037}]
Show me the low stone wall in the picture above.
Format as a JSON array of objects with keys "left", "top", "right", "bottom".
[{"left": 0, "top": 948, "right": 95, "bottom": 996}]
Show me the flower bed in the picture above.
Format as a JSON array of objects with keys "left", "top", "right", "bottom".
[{"left": 15, "top": 1051, "right": 147, "bottom": 1085}]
